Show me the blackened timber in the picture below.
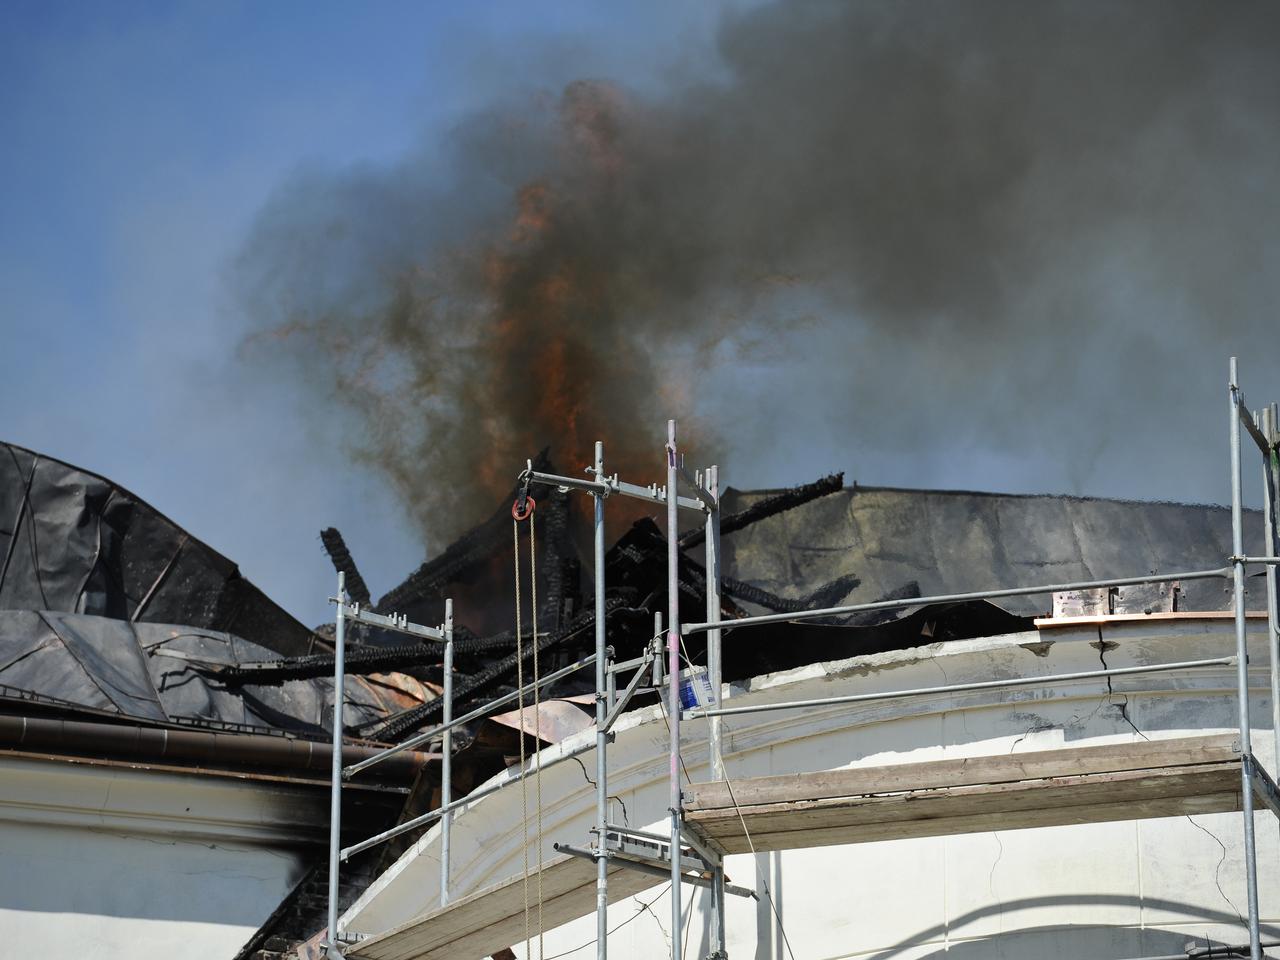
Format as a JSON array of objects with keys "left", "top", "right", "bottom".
[
  {"left": 362, "top": 601, "right": 648, "bottom": 742},
  {"left": 682, "top": 554, "right": 862, "bottom": 616},
  {"left": 376, "top": 452, "right": 556, "bottom": 615},
  {"left": 220, "top": 633, "right": 517, "bottom": 685},
  {"left": 678, "top": 472, "right": 843, "bottom": 550},
  {"left": 320, "top": 528, "right": 372, "bottom": 606}
]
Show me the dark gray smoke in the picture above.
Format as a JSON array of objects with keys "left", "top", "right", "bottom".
[{"left": 236, "top": 0, "right": 1280, "bottom": 548}]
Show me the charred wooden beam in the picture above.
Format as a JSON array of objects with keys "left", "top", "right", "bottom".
[
  {"left": 359, "top": 600, "right": 650, "bottom": 742},
  {"left": 218, "top": 631, "right": 519, "bottom": 686},
  {"left": 375, "top": 451, "right": 556, "bottom": 614},
  {"left": 679, "top": 471, "right": 844, "bottom": 550},
  {"left": 320, "top": 528, "right": 372, "bottom": 606},
  {"left": 682, "top": 557, "right": 862, "bottom": 615}
]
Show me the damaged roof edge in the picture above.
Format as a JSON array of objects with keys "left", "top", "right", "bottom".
[
  {"left": 0, "top": 440, "right": 321, "bottom": 656},
  {"left": 832, "top": 479, "right": 1238, "bottom": 512}
]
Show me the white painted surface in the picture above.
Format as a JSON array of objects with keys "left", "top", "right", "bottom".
[
  {"left": 346, "top": 617, "right": 1280, "bottom": 959},
  {"left": 0, "top": 756, "right": 324, "bottom": 960}
]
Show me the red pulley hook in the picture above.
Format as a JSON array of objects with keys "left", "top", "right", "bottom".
[{"left": 512, "top": 495, "right": 536, "bottom": 521}]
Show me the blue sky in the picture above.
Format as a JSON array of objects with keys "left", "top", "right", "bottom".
[
  {"left": 0, "top": 2, "right": 742, "bottom": 623},
  {"left": 3, "top": 1, "right": 1278, "bottom": 626}
]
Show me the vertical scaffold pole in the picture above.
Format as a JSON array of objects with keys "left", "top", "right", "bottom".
[
  {"left": 1229, "top": 357, "right": 1263, "bottom": 960},
  {"left": 653, "top": 611, "right": 664, "bottom": 688},
  {"left": 326, "top": 571, "right": 347, "bottom": 954},
  {"left": 705, "top": 464, "right": 727, "bottom": 958},
  {"left": 594, "top": 441, "right": 609, "bottom": 960},
  {"left": 706, "top": 464, "right": 723, "bottom": 780},
  {"left": 1261, "top": 406, "right": 1280, "bottom": 779},
  {"left": 440, "top": 598, "right": 454, "bottom": 907},
  {"left": 667, "top": 421, "right": 682, "bottom": 960}
]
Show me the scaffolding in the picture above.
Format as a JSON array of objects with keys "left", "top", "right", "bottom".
[{"left": 324, "top": 357, "right": 1280, "bottom": 960}]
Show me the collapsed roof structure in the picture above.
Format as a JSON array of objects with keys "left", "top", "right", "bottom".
[{"left": 0, "top": 438, "right": 1264, "bottom": 960}]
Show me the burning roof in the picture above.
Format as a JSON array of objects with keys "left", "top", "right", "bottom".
[
  {"left": 0, "top": 437, "right": 1265, "bottom": 960},
  {"left": 274, "top": 469, "right": 1264, "bottom": 759},
  {"left": 3, "top": 435, "right": 1260, "bottom": 770}
]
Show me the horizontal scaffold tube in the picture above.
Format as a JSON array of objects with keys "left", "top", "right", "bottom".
[
  {"left": 523, "top": 468, "right": 707, "bottom": 511},
  {"left": 341, "top": 739, "right": 598, "bottom": 860},
  {"left": 684, "top": 656, "right": 1238, "bottom": 721},
  {"left": 681, "top": 566, "right": 1232, "bottom": 634},
  {"left": 343, "top": 649, "right": 602, "bottom": 779},
  {"left": 554, "top": 844, "right": 757, "bottom": 899}
]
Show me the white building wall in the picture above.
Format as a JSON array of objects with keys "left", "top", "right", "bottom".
[
  {"left": 346, "top": 616, "right": 1280, "bottom": 959},
  {"left": 0, "top": 755, "right": 326, "bottom": 960}
]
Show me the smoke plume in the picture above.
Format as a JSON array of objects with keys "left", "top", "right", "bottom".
[{"left": 236, "top": 0, "right": 1280, "bottom": 548}]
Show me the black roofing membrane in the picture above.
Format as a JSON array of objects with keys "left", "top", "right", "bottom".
[
  {"left": 0, "top": 610, "right": 403, "bottom": 738},
  {"left": 0, "top": 442, "right": 317, "bottom": 655}
]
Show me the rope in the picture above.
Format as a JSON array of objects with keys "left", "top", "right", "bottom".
[
  {"left": 531, "top": 513, "right": 545, "bottom": 958},
  {"left": 514, "top": 512, "right": 546, "bottom": 959},
  {"left": 538, "top": 883, "right": 674, "bottom": 960},
  {"left": 722, "top": 777, "right": 796, "bottom": 960},
  {"left": 514, "top": 519, "right": 531, "bottom": 958}
]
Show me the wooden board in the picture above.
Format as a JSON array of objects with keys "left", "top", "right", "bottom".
[
  {"left": 349, "top": 854, "right": 662, "bottom": 960},
  {"left": 684, "top": 734, "right": 1245, "bottom": 855},
  {"left": 1034, "top": 611, "right": 1268, "bottom": 628}
]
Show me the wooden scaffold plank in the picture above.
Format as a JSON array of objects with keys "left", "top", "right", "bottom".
[{"left": 683, "top": 734, "right": 1245, "bottom": 855}]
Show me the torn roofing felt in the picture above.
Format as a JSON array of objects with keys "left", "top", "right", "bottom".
[
  {"left": 0, "top": 441, "right": 319, "bottom": 656},
  {"left": 0, "top": 609, "right": 419, "bottom": 738},
  {"left": 720, "top": 483, "right": 1264, "bottom": 618}
]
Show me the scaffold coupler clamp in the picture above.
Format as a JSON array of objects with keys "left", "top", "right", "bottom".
[{"left": 513, "top": 464, "right": 535, "bottom": 521}]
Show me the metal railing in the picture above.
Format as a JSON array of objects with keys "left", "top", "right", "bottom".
[{"left": 322, "top": 585, "right": 603, "bottom": 951}]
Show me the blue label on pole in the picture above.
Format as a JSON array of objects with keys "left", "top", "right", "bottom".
[{"left": 679, "top": 669, "right": 713, "bottom": 710}]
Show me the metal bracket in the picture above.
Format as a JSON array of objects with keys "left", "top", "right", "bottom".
[
  {"left": 677, "top": 463, "right": 716, "bottom": 512},
  {"left": 679, "top": 824, "right": 723, "bottom": 867},
  {"left": 604, "top": 825, "right": 707, "bottom": 875},
  {"left": 555, "top": 839, "right": 756, "bottom": 900},
  {"left": 1236, "top": 392, "right": 1271, "bottom": 455},
  {"left": 339, "top": 603, "right": 447, "bottom": 642},
  {"left": 602, "top": 651, "right": 655, "bottom": 733},
  {"left": 1246, "top": 754, "right": 1280, "bottom": 822}
]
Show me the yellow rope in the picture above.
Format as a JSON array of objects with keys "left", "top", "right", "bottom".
[
  {"left": 513, "top": 513, "right": 546, "bottom": 959},
  {"left": 530, "top": 514, "right": 545, "bottom": 959},
  {"left": 513, "top": 519, "right": 531, "bottom": 957}
]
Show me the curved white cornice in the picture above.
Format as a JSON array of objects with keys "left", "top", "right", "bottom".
[{"left": 346, "top": 616, "right": 1276, "bottom": 941}]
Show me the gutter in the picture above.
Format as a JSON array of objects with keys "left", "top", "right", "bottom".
[{"left": 0, "top": 714, "right": 433, "bottom": 781}]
